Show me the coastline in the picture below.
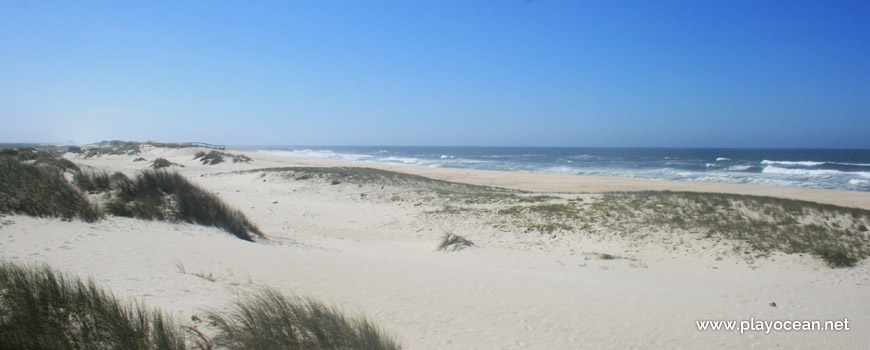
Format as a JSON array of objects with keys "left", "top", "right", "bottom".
[
  {"left": 1, "top": 145, "right": 868, "bottom": 349},
  {"left": 253, "top": 151, "right": 870, "bottom": 210}
]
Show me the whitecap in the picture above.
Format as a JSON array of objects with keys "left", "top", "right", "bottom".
[
  {"left": 716, "top": 157, "right": 730, "bottom": 161},
  {"left": 760, "top": 160, "right": 825, "bottom": 167},
  {"left": 761, "top": 166, "right": 860, "bottom": 177}
]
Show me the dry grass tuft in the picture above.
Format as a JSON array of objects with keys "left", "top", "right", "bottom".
[{"left": 437, "top": 232, "right": 475, "bottom": 252}]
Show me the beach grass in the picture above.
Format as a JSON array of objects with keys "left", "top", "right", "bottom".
[
  {"left": 0, "top": 260, "right": 186, "bottom": 349},
  {"left": 204, "top": 288, "right": 400, "bottom": 350},
  {"left": 0, "top": 156, "right": 102, "bottom": 222},
  {"left": 195, "top": 151, "right": 252, "bottom": 165},
  {"left": 589, "top": 191, "right": 870, "bottom": 267},
  {"left": 84, "top": 142, "right": 142, "bottom": 158},
  {"left": 250, "top": 167, "right": 521, "bottom": 203},
  {"left": 151, "top": 157, "right": 184, "bottom": 169},
  {"left": 1, "top": 261, "right": 400, "bottom": 349},
  {"left": 107, "top": 170, "right": 262, "bottom": 241}
]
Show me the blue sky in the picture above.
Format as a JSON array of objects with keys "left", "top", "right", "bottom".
[{"left": 1, "top": 1, "right": 868, "bottom": 148}]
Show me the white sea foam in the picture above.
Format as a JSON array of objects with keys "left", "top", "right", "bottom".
[
  {"left": 382, "top": 156, "right": 424, "bottom": 165},
  {"left": 761, "top": 166, "right": 870, "bottom": 179},
  {"left": 726, "top": 165, "right": 756, "bottom": 171},
  {"left": 761, "top": 160, "right": 826, "bottom": 167},
  {"left": 849, "top": 179, "right": 870, "bottom": 185},
  {"left": 260, "top": 149, "right": 373, "bottom": 162},
  {"left": 715, "top": 157, "right": 730, "bottom": 161}
]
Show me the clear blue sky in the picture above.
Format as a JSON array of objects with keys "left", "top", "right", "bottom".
[{"left": 1, "top": 1, "right": 868, "bottom": 148}]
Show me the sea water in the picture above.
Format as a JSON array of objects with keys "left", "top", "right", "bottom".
[{"left": 246, "top": 146, "right": 870, "bottom": 192}]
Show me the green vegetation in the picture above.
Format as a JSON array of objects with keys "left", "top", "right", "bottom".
[
  {"left": 250, "top": 167, "right": 521, "bottom": 204},
  {"left": 590, "top": 191, "right": 870, "bottom": 268},
  {"left": 0, "top": 261, "right": 401, "bottom": 350},
  {"left": 84, "top": 141, "right": 142, "bottom": 158},
  {"left": 1, "top": 147, "right": 260, "bottom": 241},
  {"left": 519, "top": 195, "right": 559, "bottom": 203},
  {"left": 0, "top": 157, "right": 102, "bottom": 222},
  {"left": 194, "top": 150, "right": 251, "bottom": 165},
  {"left": 499, "top": 203, "right": 582, "bottom": 219},
  {"left": 0, "top": 147, "right": 80, "bottom": 174},
  {"left": 0, "top": 260, "right": 186, "bottom": 349},
  {"left": 205, "top": 288, "right": 400, "bottom": 350},
  {"left": 107, "top": 170, "right": 262, "bottom": 241},
  {"left": 74, "top": 171, "right": 122, "bottom": 193},
  {"left": 151, "top": 158, "right": 183, "bottom": 169}
]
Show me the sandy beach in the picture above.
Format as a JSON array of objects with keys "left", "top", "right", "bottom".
[{"left": 2, "top": 146, "right": 869, "bottom": 349}]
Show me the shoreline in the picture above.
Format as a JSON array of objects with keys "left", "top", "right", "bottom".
[
  {"left": 2, "top": 145, "right": 868, "bottom": 349},
  {"left": 253, "top": 151, "right": 870, "bottom": 210}
]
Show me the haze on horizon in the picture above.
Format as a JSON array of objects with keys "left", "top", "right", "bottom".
[{"left": 1, "top": 1, "right": 868, "bottom": 149}]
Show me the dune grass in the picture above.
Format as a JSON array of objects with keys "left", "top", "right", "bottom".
[
  {"left": 107, "top": 170, "right": 262, "bottom": 241},
  {"left": 75, "top": 171, "right": 115, "bottom": 193},
  {"left": 84, "top": 142, "right": 142, "bottom": 158},
  {"left": 0, "top": 157, "right": 102, "bottom": 222},
  {"left": 251, "top": 167, "right": 520, "bottom": 204},
  {"left": 204, "top": 288, "right": 400, "bottom": 350},
  {"left": 1, "top": 261, "right": 401, "bottom": 350},
  {"left": 0, "top": 260, "right": 186, "bottom": 350},
  {"left": 194, "top": 151, "right": 251, "bottom": 165},
  {"left": 151, "top": 158, "right": 184, "bottom": 169},
  {"left": 589, "top": 191, "right": 870, "bottom": 267}
]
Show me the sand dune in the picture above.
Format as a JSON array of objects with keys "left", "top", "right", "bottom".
[{"left": 1, "top": 146, "right": 868, "bottom": 349}]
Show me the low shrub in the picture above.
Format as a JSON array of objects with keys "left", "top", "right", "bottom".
[{"left": 814, "top": 246, "right": 859, "bottom": 268}]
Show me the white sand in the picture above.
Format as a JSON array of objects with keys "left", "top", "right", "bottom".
[{"left": 2, "top": 147, "right": 868, "bottom": 349}]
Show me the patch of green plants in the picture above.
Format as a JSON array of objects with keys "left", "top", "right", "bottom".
[
  {"left": 519, "top": 195, "right": 559, "bottom": 203},
  {"left": 0, "top": 261, "right": 402, "bottom": 350},
  {"left": 523, "top": 223, "right": 573, "bottom": 234},
  {"left": 195, "top": 150, "right": 252, "bottom": 165},
  {"left": 0, "top": 157, "right": 102, "bottom": 222},
  {"left": 813, "top": 246, "right": 859, "bottom": 268},
  {"left": 0, "top": 260, "right": 186, "bottom": 349},
  {"left": 84, "top": 141, "right": 142, "bottom": 158},
  {"left": 248, "top": 167, "right": 522, "bottom": 204},
  {"left": 589, "top": 191, "right": 870, "bottom": 268},
  {"left": 203, "top": 288, "right": 400, "bottom": 350},
  {"left": 499, "top": 203, "right": 582, "bottom": 219},
  {"left": 74, "top": 171, "right": 130, "bottom": 194},
  {"left": 152, "top": 158, "right": 184, "bottom": 169},
  {"left": 107, "top": 170, "right": 262, "bottom": 241}
]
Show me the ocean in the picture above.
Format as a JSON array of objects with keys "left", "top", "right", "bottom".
[{"left": 247, "top": 146, "right": 870, "bottom": 192}]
